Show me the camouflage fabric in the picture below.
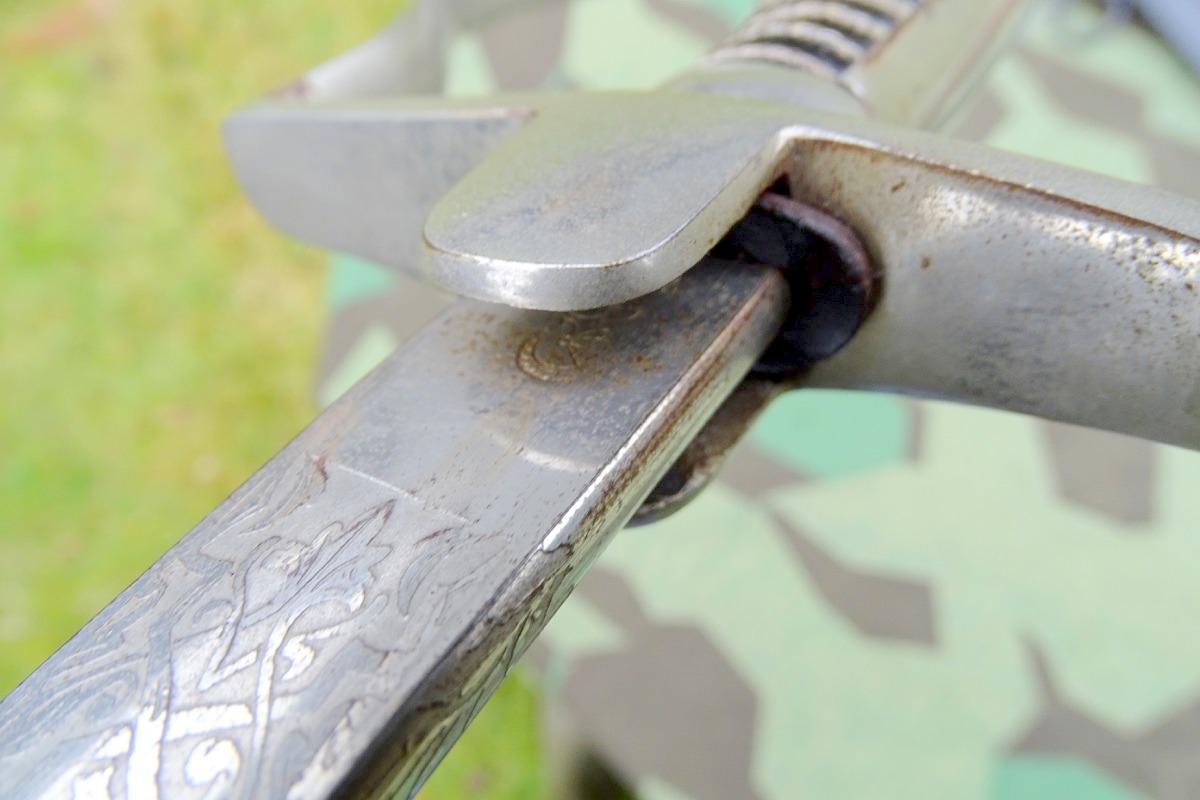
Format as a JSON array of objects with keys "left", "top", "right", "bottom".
[{"left": 317, "top": 2, "right": 1200, "bottom": 798}]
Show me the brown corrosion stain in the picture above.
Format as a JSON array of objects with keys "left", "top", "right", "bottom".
[
  {"left": 631, "top": 353, "right": 662, "bottom": 374},
  {"left": 635, "top": 378, "right": 783, "bottom": 524},
  {"left": 921, "top": 256, "right": 932, "bottom": 270},
  {"left": 788, "top": 137, "right": 1200, "bottom": 290},
  {"left": 562, "top": 271, "right": 788, "bottom": 551},
  {"left": 418, "top": 527, "right": 453, "bottom": 544},
  {"left": 313, "top": 453, "right": 329, "bottom": 482},
  {"left": 514, "top": 320, "right": 611, "bottom": 383},
  {"left": 501, "top": 302, "right": 656, "bottom": 384}
]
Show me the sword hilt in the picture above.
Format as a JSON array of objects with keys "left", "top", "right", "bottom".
[
  {"left": 681, "top": 0, "right": 1029, "bottom": 127},
  {"left": 228, "top": 0, "right": 1033, "bottom": 315}
]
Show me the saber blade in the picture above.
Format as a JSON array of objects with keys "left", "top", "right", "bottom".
[{"left": 0, "top": 259, "right": 787, "bottom": 800}]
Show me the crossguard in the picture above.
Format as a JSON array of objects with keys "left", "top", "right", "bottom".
[
  {"left": 6, "top": 5, "right": 1200, "bottom": 800},
  {"left": 694, "top": 0, "right": 1026, "bottom": 126},
  {"left": 229, "top": 0, "right": 1027, "bottom": 311},
  {"left": 228, "top": 89, "right": 1200, "bottom": 449}
]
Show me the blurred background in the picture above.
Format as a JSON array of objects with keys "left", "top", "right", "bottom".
[
  {"left": 0, "top": 1, "right": 540, "bottom": 797},
  {"left": 7, "top": 1, "right": 1200, "bottom": 799}
]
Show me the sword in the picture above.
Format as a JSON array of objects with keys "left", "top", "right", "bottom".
[{"left": 4, "top": 1, "right": 1200, "bottom": 798}]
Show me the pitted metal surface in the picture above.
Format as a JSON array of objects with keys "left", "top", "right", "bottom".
[
  {"left": 229, "top": 78, "right": 1200, "bottom": 449},
  {"left": 0, "top": 261, "right": 787, "bottom": 800},
  {"left": 779, "top": 130, "right": 1200, "bottom": 448},
  {"left": 227, "top": 0, "right": 1028, "bottom": 311},
  {"left": 12, "top": 0, "right": 1200, "bottom": 798}
]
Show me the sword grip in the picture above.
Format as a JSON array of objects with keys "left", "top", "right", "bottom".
[{"left": 691, "top": 0, "right": 1031, "bottom": 128}]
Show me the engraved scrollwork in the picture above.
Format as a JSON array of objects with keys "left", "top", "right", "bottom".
[{"left": 0, "top": 450, "right": 471, "bottom": 799}]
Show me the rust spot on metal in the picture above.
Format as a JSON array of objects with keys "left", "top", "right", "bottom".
[
  {"left": 418, "top": 528, "right": 453, "bottom": 543},
  {"left": 921, "top": 256, "right": 932, "bottom": 270},
  {"left": 631, "top": 353, "right": 661, "bottom": 374},
  {"left": 789, "top": 137, "right": 1200, "bottom": 293},
  {"left": 632, "top": 378, "right": 784, "bottom": 524},
  {"left": 562, "top": 268, "right": 787, "bottom": 545}
]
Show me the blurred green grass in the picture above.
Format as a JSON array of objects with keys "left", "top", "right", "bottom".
[{"left": 0, "top": 1, "right": 542, "bottom": 796}]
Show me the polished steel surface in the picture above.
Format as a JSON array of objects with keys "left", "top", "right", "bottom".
[
  {"left": 226, "top": 91, "right": 791, "bottom": 311},
  {"left": 246, "top": 80, "right": 1200, "bottom": 448},
  {"left": 226, "top": 98, "right": 532, "bottom": 281},
  {"left": 780, "top": 124, "right": 1200, "bottom": 448},
  {"left": 0, "top": 261, "right": 788, "bottom": 799},
  {"left": 419, "top": 92, "right": 793, "bottom": 311},
  {"left": 227, "top": 0, "right": 1029, "bottom": 312},
  {"left": 418, "top": 91, "right": 1200, "bottom": 446},
  {"left": 12, "top": 0, "right": 1200, "bottom": 796}
]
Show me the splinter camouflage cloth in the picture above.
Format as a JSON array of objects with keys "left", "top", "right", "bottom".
[{"left": 317, "top": 3, "right": 1200, "bottom": 798}]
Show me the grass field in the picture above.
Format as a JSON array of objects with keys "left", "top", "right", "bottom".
[{"left": 0, "top": 1, "right": 543, "bottom": 795}]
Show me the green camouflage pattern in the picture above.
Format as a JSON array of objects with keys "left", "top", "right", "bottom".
[{"left": 318, "top": 3, "right": 1200, "bottom": 798}]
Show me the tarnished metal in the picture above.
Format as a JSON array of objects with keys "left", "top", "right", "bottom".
[
  {"left": 227, "top": 0, "right": 1027, "bottom": 312},
  {"left": 696, "top": 0, "right": 1026, "bottom": 127},
  {"left": 226, "top": 99, "right": 532, "bottom": 282},
  {"left": 0, "top": 260, "right": 787, "bottom": 800},
  {"left": 10, "top": 0, "right": 1200, "bottom": 797},
  {"left": 234, "top": 81, "right": 1200, "bottom": 449},
  {"left": 417, "top": 93, "right": 790, "bottom": 311},
  {"left": 779, "top": 128, "right": 1200, "bottom": 449},
  {"left": 632, "top": 379, "right": 785, "bottom": 525}
]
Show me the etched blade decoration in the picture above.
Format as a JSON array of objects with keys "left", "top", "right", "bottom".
[{"left": 0, "top": 260, "right": 787, "bottom": 800}]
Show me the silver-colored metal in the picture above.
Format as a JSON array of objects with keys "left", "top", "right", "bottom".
[
  {"left": 0, "top": 260, "right": 788, "bottom": 800},
  {"left": 421, "top": 94, "right": 1200, "bottom": 449},
  {"left": 226, "top": 0, "right": 1029, "bottom": 313},
  {"left": 779, "top": 124, "right": 1200, "bottom": 448},
  {"left": 632, "top": 379, "right": 785, "bottom": 525},
  {"left": 697, "top": 0, "right": 1028, "bottom": 128},
  {"left": 226, "top": 99, "right": 532, "bottom": 278},
  {"left": 225, "top": 91, "right": 793, "bottom": 311},
  {"left": 230, "top": 76, "right": 1200, "bottom": 449},
  {"left": 420, "top": 93, "right": 796, "bottom": 311},
  {"left": 13, "top": 0, "right": 1200, "bottom": 796},
  {"left": 275, "top": 0, "right": 562, "bottom": 100}
]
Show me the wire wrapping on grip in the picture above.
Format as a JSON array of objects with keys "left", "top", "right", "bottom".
[{"left": 705, "top": 0, "right": 923, "bottom": 79}]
